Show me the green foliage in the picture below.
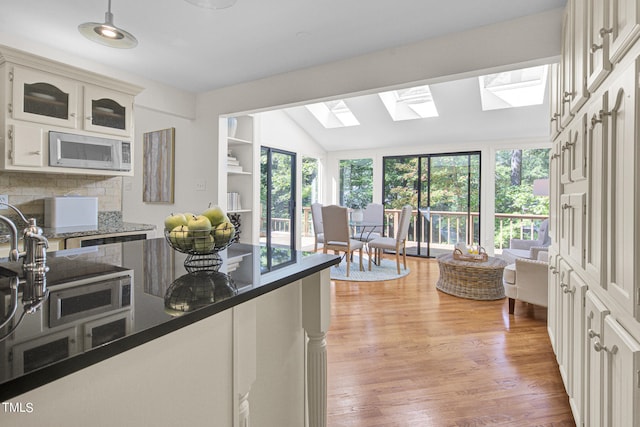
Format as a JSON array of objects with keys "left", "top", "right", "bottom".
[{"left": 340, "top": 159, "right": 373, "bottom": 208}]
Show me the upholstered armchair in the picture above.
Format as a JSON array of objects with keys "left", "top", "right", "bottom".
[
  {"left": 502, "top": 251, "right": 549, "bottom": 314},
  {"left": 501, "top": 219, "right": 550, "bottom": 264}
]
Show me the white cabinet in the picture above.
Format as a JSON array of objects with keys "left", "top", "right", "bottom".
[
  {"left": 82, "top": 84, "right": 133, "bottom": 137},
  {"left": 10, "top": 66, "right": 133, "bottom": 137},
  {"left": 560, "top": 192, "right": 585, "bottom": 270},
  {"left": 569, "top": 0, "right": 589, "bottom": 114},
  {"left": 584, "top": 291, "right": 610, "bottom": 427},
  {"left": 605, "top": 60, "right": 638, "bottom": 319},
  {"left": 584, "top": 291, "right": 640, "bottom": 427},
  {"left": 586, "top": 0, "right": 612, "bottom": 92},
  {"left": 560, "top": 7, "right": 575, "bottom": 127},
  {"left": 608, "top": 0, "right": 640, "bottom": 63},
  {"left": 11, "top": 66, "right": 79, "bottom": 129},
  {"left": 548, "top": 248, "right": 560, "bottom": 353},
  {"left": 0, "top": 46, "right": 142, "bottom": 176},
  {"left": 584, "top": 94, "right": 607, "bottom": 285},
  {"left": 601, "top": 315, "right": 640, "bottom": 426}
]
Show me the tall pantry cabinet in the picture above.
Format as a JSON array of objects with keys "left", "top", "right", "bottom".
[{"left": 549, "top": 0, "right": 640, "bottom": 425}]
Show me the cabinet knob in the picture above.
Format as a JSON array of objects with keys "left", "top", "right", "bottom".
[
  {"left": 86, "top": 116, "right": 92, "bottom": 121},
  {"left": 69, "top": 113, "right": 76, "bottom": 118},
  {"left": 599, "top": 27, "right": 613, "bottom": 38},
  {"left": 563, "top": 286, "right": 576, "bottom": 294},
  {"left": 562, "top": 203, "right": 572, "bottom": 210},
  {"left": 563, "top": 91, "right": 575, "bottom": 100},
  {"left": 588, "top": 328, "right": 600, "bottom": 339},
  {"left": 593, "top": 341, "right": 608, "bottom": 353},
  {"left": 30, "top": 151, "right": 41, "bottom": 156},
  {"left": 591, "top": 43, "right": 603, "bottom": 54}
]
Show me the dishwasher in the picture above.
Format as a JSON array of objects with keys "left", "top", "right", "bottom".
[{"left": 64, "top": 230, "right": 156, "bottom": 248}]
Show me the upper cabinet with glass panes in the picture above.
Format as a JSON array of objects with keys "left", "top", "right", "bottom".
[{"left": 11, "top": 65, "right": 134, "bottom": 137}]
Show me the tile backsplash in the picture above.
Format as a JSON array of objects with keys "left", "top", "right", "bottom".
[{"left": 0, "top": 171, "right": 122, "bottom": 215}]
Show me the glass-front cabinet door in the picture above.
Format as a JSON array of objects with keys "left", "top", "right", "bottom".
[
  {"left": 11, "top": 66, "right": 79, "bottom": 128},
  {"left": 83, "top": 85, "right": 133, "bottom": 137}
]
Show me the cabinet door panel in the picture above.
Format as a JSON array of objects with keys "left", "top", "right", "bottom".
[
  {"left": 569, "top": 113, "right": 587, "bottom": 182},
  {"left": 586, "top": 0, "right": 612, "bottom": 91},
  {"left": 11, "top": 66, "right": 79, "bottom": 129},
  {"left": 9, "top": 123, "right": 44, "bottom": 167},
  {"left": 560, "top": 8, "right": 574, "bottom": 128},
  {"left": 608, "top": 0, "right": 640, "bottom": 63},
  {"left": 558, "top": 258, "right": 573, "bottom": 390},
  {"left": 606, "top": 62, "right": 638, "bottom": 318},
  {"left": 561, "top": 192, "right": 585, "bottom": 270},
  {"left": 83, "top": 85, "right": 133, "bottom": 137},
  {"left": 585, "top": 95, "right": 607, "bottom": 286},
  {"left": 570, "top": 0, "right": 589, "bottom": 113},
  {"left": 568, "top": 272, "right": 588, "bottom": 426},
  {"left": 603, "top": 316, "right": 640, "bottom": 427},
  {"left": 549, "top": 142, "right": 561, "bottom": 243},
  {"left": 584, "top": 291, "right": 610, "bottom": 427},
  {"left": 547, "top": 249, "right": 560, "bottom": 354}
]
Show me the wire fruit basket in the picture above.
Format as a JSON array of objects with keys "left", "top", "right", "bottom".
[{"left": 164, "top": 229, "right": 234, "bottom": 272}]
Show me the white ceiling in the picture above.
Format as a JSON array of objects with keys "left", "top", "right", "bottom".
[{"left": 1, "top": 0, "right": 566, "bottom": 151}]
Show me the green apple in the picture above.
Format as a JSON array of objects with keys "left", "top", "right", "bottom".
[
  {"left": 169, "top": 225, "right": 191, "bottom": 250},
  {"left": 212, "top": 221, "right": 235, "bottom": 245},
  {"left": 193, "top": 235, "right": 215, "bottom": 253},
  {"left": 164, "top": 213, "right": 188, "bottom": 232},
  {"left": 188, "top": 215, "right": 212, "bottom": 237},
  {"left": 202, "top": 204, "right": 226, "bottom": 226}
]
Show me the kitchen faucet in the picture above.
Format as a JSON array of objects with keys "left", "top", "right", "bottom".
[{"left": 0, "top": 203, "right": 50, "bottom": 341}]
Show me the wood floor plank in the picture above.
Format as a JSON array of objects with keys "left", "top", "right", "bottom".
[{"left": 326, "top": 256, "right": 575, "bottom": 426}]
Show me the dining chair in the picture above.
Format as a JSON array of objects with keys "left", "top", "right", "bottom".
[
  {"left": 356, "top": 202, "right": 384, "bottom": 242},
  {"left": 367, "top": 205, "right": 412, "bottom": 274},
  {"left": 321, "top": 205, "right": 364, "bottom": 277},
  {"left": 310, "top": 202, "right": 324, "bottom": 251}
]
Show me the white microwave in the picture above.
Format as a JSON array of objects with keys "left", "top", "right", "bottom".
[{"left": 49, "top": 131, "right": 131, "bottom": 172}]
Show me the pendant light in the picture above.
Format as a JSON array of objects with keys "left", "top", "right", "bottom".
[
  {"left": 78, "top": 0, "right": 138, "bottom": 49},
  {"left": 184, "top": 0, "right": 237, "bottom": 10}
]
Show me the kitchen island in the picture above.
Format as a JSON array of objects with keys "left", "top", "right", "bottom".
[{"left": 0, "top": 239, "right": 339, "bottom": 426}]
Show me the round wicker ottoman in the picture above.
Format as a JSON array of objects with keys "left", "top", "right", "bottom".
[{"left": 436, "top": 253, "right": 507, "bottom": 300}]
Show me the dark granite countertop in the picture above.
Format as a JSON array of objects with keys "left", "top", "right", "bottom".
[{"left": 0, "top": 239, "right": 340, "bottom": 400}]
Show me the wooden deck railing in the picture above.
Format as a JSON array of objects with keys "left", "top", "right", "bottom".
[{"left": 297, "top": 206, "right": 547, "bottom": 248}]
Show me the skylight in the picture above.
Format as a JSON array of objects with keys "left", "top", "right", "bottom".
[
  {"left": 479, "top": 65, "right": 548, "bottom": 111},
  {"left": 305, "top": 100, "right": 360, "bottom": 128},
  {"left": 378, "top": 85, "right": 439, "bottom": 121}
]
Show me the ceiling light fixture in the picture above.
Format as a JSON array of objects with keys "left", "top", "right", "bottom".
[
  {"left": 78, "top": 0, "right": 138, "bottom": 49},
  {"left": 184, "top": 0, "right": 237, "bottom": 10}
]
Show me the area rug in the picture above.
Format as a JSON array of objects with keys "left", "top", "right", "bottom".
[{"left": 330, "top": 255, "right": 410, "bottom": 282}]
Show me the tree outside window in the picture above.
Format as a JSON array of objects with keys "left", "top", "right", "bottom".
[{"left": 339, "top": 159, "right": 373, "bottom": 209}]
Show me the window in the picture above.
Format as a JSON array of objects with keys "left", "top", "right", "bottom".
[
  {"left": 479, "top": 65, "right": 548, "bottom": 111},
  {"left": 305, "top": 100, "right": 359, "bottom": 128},
  {"left": 494, "top": 148, "right": 550, "bottom": 251},
  {"left": 339, "top": 159, "right": 373, "bottom": 209},
  {"left": 378, "top": 85, "right": 438, "bottom": 121}
]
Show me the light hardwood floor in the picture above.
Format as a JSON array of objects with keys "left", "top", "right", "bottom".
[{"left": 326, "top": 256, "right": 575, "bottom": 426}]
